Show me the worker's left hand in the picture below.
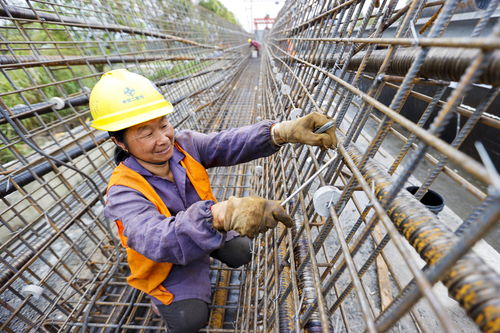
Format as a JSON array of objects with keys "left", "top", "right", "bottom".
[
  {"left": 211, "top": 196, "right": 293, "bottom": 238},
  {"left": 272, "top": 112, "right": 337, "bottom": 149}
]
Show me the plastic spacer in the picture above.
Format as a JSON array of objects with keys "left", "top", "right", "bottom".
[
  {"left": 21, "top": 284, "right": 44, "bottom": 300},
  {"left": 49, "top": 97, "right": 65, "bottom": 110},
  {"left": 313, "top": 186, "right": 342, "bottom": 217},
  {"left": 281, "top": 84, "right": 291, "bottom": 95},
  {"left": 290, "top": 108, "right": 302, "bottom": 120},
  {"left": 254, "top": 165, "right": 263, "bottom": 176}
]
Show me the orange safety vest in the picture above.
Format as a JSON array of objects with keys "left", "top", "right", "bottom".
[{"left": 106, "top": 143, "right": 216, "bottom": 304}]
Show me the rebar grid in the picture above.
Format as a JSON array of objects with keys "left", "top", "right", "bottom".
[
  {"left": 0, "top": 0, "right": 252, "bottom": 331},
  {"left": 239, "top": 0, "right": 500, "bottom": 332},
  {"left": 1, "top": 0, "right": 500, "bottom": 332}
]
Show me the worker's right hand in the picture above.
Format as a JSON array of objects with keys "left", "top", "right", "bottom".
[{"left": 211, "top": 196, "right": 293, "bottom": 238}]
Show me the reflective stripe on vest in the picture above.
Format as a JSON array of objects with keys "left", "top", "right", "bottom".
[{"left": 106, "top": 143, "right": 216, "bottom": 304}]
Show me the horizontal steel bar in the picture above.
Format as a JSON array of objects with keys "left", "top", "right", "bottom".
[
  {"left": 0, "top": 66, "right": 234, "bottom": 124},
  {"left": 0, "top": 54, "right": 230, "bottom": 69},
  {"left": 0, "top": 5, "right": 219, "bottom": 50},
  {"left": 283, "top": 36, "right": 500, "bottom": 50},
  {"left": 302, "top": 48, "right": 500, "bottom": 86},
  {"left": 0, "top": 132, "right": 108, "bottom": 196}
]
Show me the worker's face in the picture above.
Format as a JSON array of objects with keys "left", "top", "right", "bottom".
[{"left": 118, "top": 116, "right": 175, "bottom": 164}]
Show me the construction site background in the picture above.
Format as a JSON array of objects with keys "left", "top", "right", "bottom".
[{"left": 0, "top": 0, "right": 499, "bottom": 332}]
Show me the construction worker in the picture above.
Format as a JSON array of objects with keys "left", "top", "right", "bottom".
[
  {"left": 89, "top": 69, "right": 336, "bottom": 333},
  {"left": 248, "top": 38, "right": 261, "bottom": 57}
]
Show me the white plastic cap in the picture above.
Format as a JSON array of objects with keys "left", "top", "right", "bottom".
[
  {"left": 21, "top": 284, "right": 44, "bottom": 300},
  {"left": 290, "top": 108, "right": 302, "bottom": 120},
  {"left": 313, "top": 186, "right": 342, "bottom": 217},
  {"left": 255, "top": 165, "right": 263, "bottom": 176},
  {"left": 49, "top": 97, "right": 65, "bottom": 110},
  {"left": 281, "top": 84, "right": 291, "bottom": 95}
]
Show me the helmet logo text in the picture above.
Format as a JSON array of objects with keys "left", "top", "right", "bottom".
[{"left": 122, "top": 87, "right": 144, "bottom": 104}]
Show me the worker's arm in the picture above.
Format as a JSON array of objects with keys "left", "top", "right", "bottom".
[
  {"left": 175, "top": 120, "right": 280, "bottom": 168},
  {"left": 106, "top": 186, "right": 293, "bottom": 258},
  {"left": 106, "top": 185, "right": 225, "bottom": 265},
  {"left": 176, "top": 114, "right": 336, "bottom": 169}
]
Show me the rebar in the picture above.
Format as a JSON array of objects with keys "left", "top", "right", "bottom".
[
  {"left": 1, "top": 0, "right": 500, "bottom": 332},
  {"left": 249, "top": 0, "right": 500, "bottom": 332},
  {"left": 0, "top": 0, "right": 251, "bottom": 331}
]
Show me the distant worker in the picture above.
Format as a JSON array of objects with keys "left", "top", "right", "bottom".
[
  {"left": 89, "top": 69, "right": 336, "bottom": 333},
  {"left": 248, "top": 38, "right": 261, "bottom": 57}
]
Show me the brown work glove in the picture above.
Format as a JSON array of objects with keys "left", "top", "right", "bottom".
[
  {"left": 272, "top": 112, "right": 337, "bottom": 149},
  {"left": 211, "top": 196, "right": 293, "bottom": 238}
]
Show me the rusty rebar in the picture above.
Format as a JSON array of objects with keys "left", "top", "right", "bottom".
[{"left": 2, "top": 0, "right": 500, "bottom": 332}]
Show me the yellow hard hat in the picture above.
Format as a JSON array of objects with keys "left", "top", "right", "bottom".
[
  {"left": 89, "top": 69, "right": 174, "bottom": 132},
  {"left": 248, "top": 38, "right": 252, "bottom": 43}
]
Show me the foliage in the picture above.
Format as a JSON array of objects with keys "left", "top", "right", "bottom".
[
  {"left": 198, "top": 0, "right": 238, "bottom": 25},
  {"left": 0, "top": 0, "right": 221, "bottom": 164}
]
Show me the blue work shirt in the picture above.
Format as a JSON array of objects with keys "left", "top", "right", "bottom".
[{"left": 105, "top": 120, "right": 279, "bottom": 304}]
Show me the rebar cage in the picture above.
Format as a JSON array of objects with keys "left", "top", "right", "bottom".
[
  {"left": 1, "top": 0, "right": 500, "bottom": 332},
  {"left": 0, "top": 0, "right": 252, "bottom": 331}
]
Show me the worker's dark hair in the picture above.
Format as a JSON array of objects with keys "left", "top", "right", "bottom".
[{"left": 108, "top": 129, "right": 130, "bottom": 165}]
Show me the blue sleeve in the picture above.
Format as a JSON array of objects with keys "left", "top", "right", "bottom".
[
  {"left": 105, "top": 185, "right": 226, "bottom": 265},
  {"left": 175, "top": 120, "right": 280, "bottom": 168}
]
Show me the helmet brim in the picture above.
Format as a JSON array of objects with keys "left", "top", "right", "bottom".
[{"left": 91, "top": 103, "right": 174, "bottom": 132}]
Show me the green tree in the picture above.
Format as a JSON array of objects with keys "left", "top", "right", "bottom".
[{"left": 199, "top": 0, "right": 238, "bottom": 25}]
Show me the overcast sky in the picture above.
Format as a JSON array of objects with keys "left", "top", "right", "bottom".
[{"left": 218, "top": 0, "right": 283, "bottom": 32}]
